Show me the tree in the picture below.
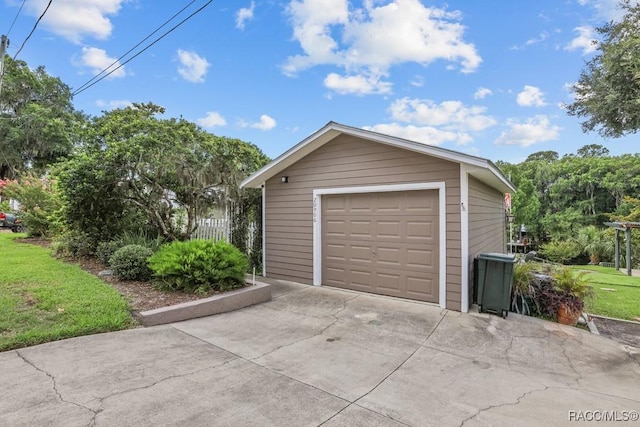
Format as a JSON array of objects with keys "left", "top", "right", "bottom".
[
  {"left": 576, "top": 144, "right": 609, "bottom": 158},
  {"left": 566, "top": 0, "right": 640, "bottom": 137},
  {"left": 0, "top": 56, "right": 82, "bottom": 179},
  {"left": 525, "top": 151, "right": 558, "bottom": 163},
  {"left": 58, "top": 103, "right": 269, "bottom": 244}
]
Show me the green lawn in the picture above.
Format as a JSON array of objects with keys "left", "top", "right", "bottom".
[
  {"left": 0, "top": 233, "right": 134, "bottom": 351},
  {"left": 571, "top": 265, "right": 640, "bottom": 321}
]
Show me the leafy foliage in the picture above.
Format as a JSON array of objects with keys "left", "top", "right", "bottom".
[
  {"left": 498, "top": 148, "right": 640, "bottom": 251},
  {"left": 96, "top": 241, "right": 122, "bottom": 265},
  {"left": 0, "top": 56, "right": 81, "bottom": 179},
  {"left": 231, "top": 188, "right": 263, "bottom": 272},
  {"left": 539, "top": 240, "right": 581, "bottom": 264},
  {"left": 109, "top": 244, "right": 154, "bottom": 281},
  {"left": 3, "top": 174, "right": 62, "bottom": 237},
  {"left": 63, "top": 103, "right": 269, "bottom": 242},
  {"left": 566, "top": 0, "right": 640, "bottom": 138},
  {"left": 54, "top": 151, "right": 145, "bottom": 247},
  {"left": 149, "top": 240, "right": 248, "bottom": 294},
  {"left": 52, "top": 230, "right": 95, "bottom": 258}
]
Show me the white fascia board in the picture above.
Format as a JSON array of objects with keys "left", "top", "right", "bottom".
[{"left": 240, "top": 125, "right": 340, "bottom": 188}]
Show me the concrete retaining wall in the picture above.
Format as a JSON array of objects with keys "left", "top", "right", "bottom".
[{"left": 137, "top": 281, "right": 272, "bottom": 326}]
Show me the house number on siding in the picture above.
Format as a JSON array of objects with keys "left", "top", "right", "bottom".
[{"left": 313, "top": 196, "right": 318, "bottom": 223}]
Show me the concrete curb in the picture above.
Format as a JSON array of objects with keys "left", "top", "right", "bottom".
[{"left": 136, "top": 281, "right": 272, "bottom": 327}]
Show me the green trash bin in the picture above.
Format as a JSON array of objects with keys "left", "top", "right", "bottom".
[{"left": 476, "top": 253, "right": 516, "bottom": 318}]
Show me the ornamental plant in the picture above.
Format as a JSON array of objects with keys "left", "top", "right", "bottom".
[{"left": 149, "top": 239, "right": 248, "bottom": 294}]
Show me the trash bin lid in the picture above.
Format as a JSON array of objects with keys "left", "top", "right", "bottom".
[{"left": 478, "top": 253, "right": 516, "bottom": 263}]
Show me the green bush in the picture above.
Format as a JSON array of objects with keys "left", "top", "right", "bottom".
[
  {"left": 149, "top": 240, "right": 248, "bottom": 294},
  {"left": 115, "top": 231, "right": 165, "bottom": 252},
  {"left": 96, "top": 240, "right": 122, "bottom": 265},
  {"left": 539, "top": 240, "right": 581, "bottom": 264},
  {"left": 110, "top": 244, "right": 153, "bottom": 281},
  {"left": 3, "top": 174, "right": 62, "bottom": 237},
  {"left": 52, "top": 230, "right": 95, "bottom": 258}
]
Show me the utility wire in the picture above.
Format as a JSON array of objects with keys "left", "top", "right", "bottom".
[
  {"left": 72, "top": 0, "right": 213, "bottom": 97},
  {"left": 13, "top": 0, "right": 52, "bottom": 60},
  {"left": 6, "top": 0, "right": 27, "bottom": 37},
  {"left": 72, "top": 0, "right": 198, "bottom": 95}
]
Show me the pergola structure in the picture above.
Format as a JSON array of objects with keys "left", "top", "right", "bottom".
[{"left": 603, "top": 222, "right": 640, "bottom": 276}]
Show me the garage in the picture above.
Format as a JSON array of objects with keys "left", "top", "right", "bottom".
[
  {"left": 322, "top": 190, "right": 439, "bottom": 303},
  {"left": 240, "top": 121, "right": 515, "bottom": 312}
]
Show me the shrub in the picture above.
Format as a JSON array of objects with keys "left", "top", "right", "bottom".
[
  {"left": 96, "top": 240, "right": 122, "bottom": 265},
  {"left": 52, "top": 230, "right": 95, "bottom": 258},
  {"left": 3, "top": 174, "right": 62, "bottom": 237},
  {"left": 110, "top": 244, "right": 153, "bottom": 281},
  {"left": 538, "top": 240, "right": 581, "bottom": 264},
  {"left": 115, "top": 231, "right": 165, "bottom": 252},
  {"left": 149, "top": 240, "right": 248, "bottom": 294}
]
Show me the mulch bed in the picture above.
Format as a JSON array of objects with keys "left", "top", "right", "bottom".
[{"left": 14, "top": 237, "right": 217, "bottom": 313}]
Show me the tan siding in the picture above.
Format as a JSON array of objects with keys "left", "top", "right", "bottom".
[
  {"left": 265, "top": 134, "right": 462, "bottom": 308},
  {"left": 467, "top": 176, "right": 506, "bottom": 309}
]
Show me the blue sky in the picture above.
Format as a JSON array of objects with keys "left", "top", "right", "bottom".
[{"left": 1, "top": 0, "right": 638, "bottom": 163}]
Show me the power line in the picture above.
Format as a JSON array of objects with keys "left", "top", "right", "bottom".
[
  {"left": 72, "top": 0, "right": 198, "bottom": 96},
  {"left": 72, "top": 0, "right": 213, "bottom": 97},
  {"left": 6, "top": 0, "right": 27, "bottom": 37},
  {"left": 13, "top": 0, "right": 52, "bottom": 60}
]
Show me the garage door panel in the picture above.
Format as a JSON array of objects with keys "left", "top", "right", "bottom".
[
  {"left": 325, "top": 220, "right": 347, "bottom": 237},
  {"left": 376, "top": 272, "right": 401, "bottom": 292},
  {"left": 376, "top": 246, "right": 401, "bottom": 267},
  {"left": 322, "top": 190, "right": 439, "bottom": 303},
  {"left": 377, "top": 221, "right": 401, "bottom": 238},
  {"left": 350, "top": 220, "right": 372, "bottom": 237}
]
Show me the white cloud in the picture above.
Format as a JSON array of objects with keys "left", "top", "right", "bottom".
[
  {"left": 252, "top": 115, "right": 277, "bottom": 130},
  {"left": 24, "top": 0, "right": 127, "bottom": 43},
  {"left": 564, "top": 26, "right": 597, "bottom": 55},
  {"left": 284, "top": 0, "right": 480, "bottom": 94},
  {"left": 495, "top": 115, "right": 561, "bottom": 147},
  {"left": 579, "top": 0, "right": 626, "bottom": 21},
  {"left": 95, "top": 99, "right": 131, "bottom": 110},
  {"left": 363, "top": 123, "right": 467, "bottom": 146},
  {"left": 78, "top": 47, "right": 125, "bottom": 78},
  {"left": 240, "top": 114, "right": 277, "bottom": 131},
  {"left": 389, "top": 98, "right": 497, "bottom": 132},
  {"left": 236, "top": 1, "right": 255, "bottom": 30},
  {"left": 526, "top": 32, "right": 548, "bottom": 46},
  {"left": 474, "top": 87, "right": 492, "bottom": 99},
  {"left": 516, "top": 85, "right": 546, "bottom": 107},
  {"left": 197, "top": 112, "right": 227, "bottom": 128},
  {"left": 323, "top": 72, "right": 392, "bottom": 95},
  {"left": 176, "top": 49, "right": 210, "bottom": 83},
  {"left": 410, "top": 75, "right": 424, "bottom": 87}
]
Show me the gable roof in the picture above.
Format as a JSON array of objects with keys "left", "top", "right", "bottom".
[{"left": 241, "top": 121, "right": 515, "bottom": 193}]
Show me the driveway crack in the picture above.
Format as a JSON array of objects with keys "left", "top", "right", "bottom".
[
  {"left": 459, "top": 386, "right": 549, "bottom": 427},
  {"left": 15, "top": 351, "right": 99, "bottom": 426}
]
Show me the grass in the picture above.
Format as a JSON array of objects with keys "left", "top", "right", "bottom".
[
  {"left": 570, "top": 265, "right": 640, "bottom": 321},
  {"left": 0, "top": 233, "right": 134, "bottom": 352}
]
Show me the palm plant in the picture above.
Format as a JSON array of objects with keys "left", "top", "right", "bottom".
[{"left": 574, "top": 225, "right": 611, "bottom": 265}]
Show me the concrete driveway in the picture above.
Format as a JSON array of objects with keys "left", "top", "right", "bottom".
[{"left": 2, "top": 280, "right": 639, "bottom": 426}]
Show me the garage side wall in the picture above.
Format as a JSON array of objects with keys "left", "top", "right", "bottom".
[
  {"left": 264, "top": 134, "right": 463, "bottom": 309},
  {"left": 468, "top": 176, "right": 506, "bottom": 307}
]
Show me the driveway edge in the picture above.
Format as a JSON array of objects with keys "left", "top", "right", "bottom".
[{"left": 136, "top": 281, "right": 272, "bottom": 326}]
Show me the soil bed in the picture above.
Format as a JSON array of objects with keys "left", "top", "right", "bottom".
[{"left": 15, "top": 237, "right": 219, "bottom": 312}]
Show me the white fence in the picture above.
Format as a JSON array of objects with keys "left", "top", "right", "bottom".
[
  {"left": 192, "top": 218, "right": 230, "bottom": 241},
  {"left": 191, "top": 218, "right": 257, "bottom": 252}
]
